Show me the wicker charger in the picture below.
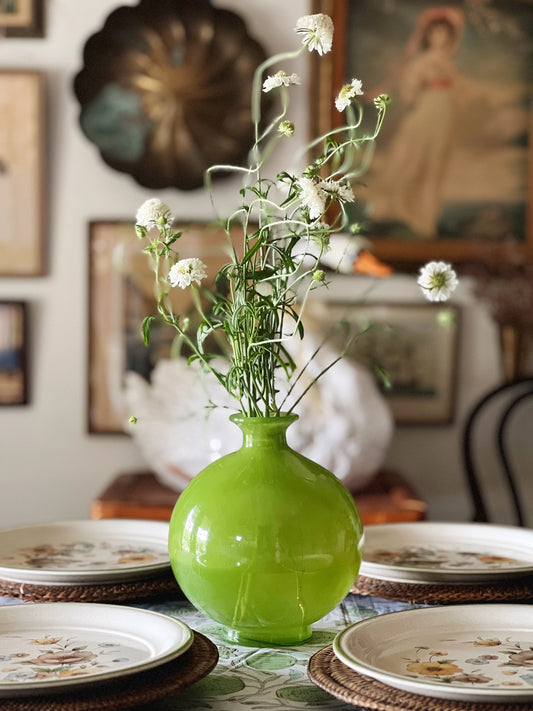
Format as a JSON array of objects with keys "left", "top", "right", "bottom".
[
  {"left": 308, "top": 644, "right": 528, "bottom": 711},
  {"left": 0, "top": 569, "right": 180, "bottom": 603},
  {"left": 351, "top": 574, "right": 533, "bottom": 605},
  {"left": 1, "top": 631, "right": 218, "bottom": 711}
]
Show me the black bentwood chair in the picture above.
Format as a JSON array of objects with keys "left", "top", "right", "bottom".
[{"left": 462, "top": 378, "right": 533, "bottom": 527}]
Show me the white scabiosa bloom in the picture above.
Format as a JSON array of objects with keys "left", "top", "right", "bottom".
[
  {"left": 295, "top": 13, "right": 333, "bottom": 55},
  {"left": 297, "top": 177, "right": 327, "bottom": 220},
  {"left": 320, "top": 179, "right": 355, "bottom": 204},
  {"left": 136, "top": 198, "right": 173, "bottom": 229},
  {"left": 262, "top": 71, "right": 300, "bottom": 93},
  {"left": 168, "top": 258, "right": 207, "bottom": 289},
  {"left": 418, "top": 261, "right": 458, "bottom": 302},
  {"left": 335, "top": 78, "right": 364, "bottom": 112}
]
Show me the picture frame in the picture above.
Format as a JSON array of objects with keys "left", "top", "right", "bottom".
[
  {"left": 318, "top": 300, "right": 460, "bottom": 425},
  {"left": 88, "top": 220, "right": 241, "bottom": 434},
  {"left": 0, "top": 0, "right": 44, "bottom": 37},
  {"left": 0, "top": 301, "right": 28, "bottom": 406},
  {"left": 311, "top": 0, "right": 532, "bottom": 269},
  {"left": 0, "top": 71, "right": 45, "bottom": 276}
]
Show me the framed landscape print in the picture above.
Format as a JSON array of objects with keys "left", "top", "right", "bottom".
[
  {"left": 0, "top": 301, "right": 28, "bottom": 405},
  {"left": 0, "top": 71, "right": 45, "bottom": 275},
  {"left": 322, "top": 301, "right": 460, "bottom": 425},
  {"left": 0, "top": 0, "right": 44, "bottom": 37},
  {"left": 311, "top": 0, "right": 532, "bottom": 268},
  {"left": 88, "top": 220, "right": 240, "bottom": 433}
]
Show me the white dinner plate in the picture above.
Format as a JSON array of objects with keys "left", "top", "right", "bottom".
[
  {"left": 0, "top": 519, "right": 171, "bottom": 584},
  {"left": 0, "top": 602, "right": 193, "bottom": 697},
  {"left": 359, "top": 522, "right": 533, "bottom": 583},
  {"left": 334, "top": 604, "right": 533, "bottom": 703}
]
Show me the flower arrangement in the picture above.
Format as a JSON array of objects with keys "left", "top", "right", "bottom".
[{"left": 134, "top": 12, "right": 457, "bottom": 419}]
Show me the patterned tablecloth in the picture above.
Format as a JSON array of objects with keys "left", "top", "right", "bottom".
[{"left": 0, "top": 593, "right": 413, "bottom": 710}]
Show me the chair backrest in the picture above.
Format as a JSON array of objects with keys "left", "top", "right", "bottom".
[{"left": 462, "top": 378, "right": 533, "bottom": 527}]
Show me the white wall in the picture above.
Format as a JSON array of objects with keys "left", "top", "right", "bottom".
[{"left": 0, "top": 0, "right": 517, "bottom": 528}]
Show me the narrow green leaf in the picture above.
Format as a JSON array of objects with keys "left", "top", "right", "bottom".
[
  {"left": 375, "top": 365, "right": 392, "bottom": 390},
  {"left": 142, "top": 316, "right": 155, "bottom": 346}
]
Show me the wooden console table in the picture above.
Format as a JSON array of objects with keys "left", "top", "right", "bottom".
[{"left": 90, "top": 469, "right": 427, "bottom": 525}]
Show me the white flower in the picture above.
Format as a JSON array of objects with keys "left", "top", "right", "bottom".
[
  {"left": 335, "top": 78, "right": 364, "bottom": 112},
  {"left": 136, "top": 198, "right": 173, "bottom": 229},
  {"left": 297, "top": 177, "right": 327, "bottom": 220},
  {"left": 295, "top": 13, "right": 333, "bottom": 55},
  {"left": 168, "top": 258, "right": 207, "bottom": 289},
  {"left": 263, "top": 71, "right": 300, "bottom": 93},
  {"left": 319, "top": 179, "right": 355, "bottom": 203},
  {"left": 418, "top": 261, "right": 458, "bottom": 302}
]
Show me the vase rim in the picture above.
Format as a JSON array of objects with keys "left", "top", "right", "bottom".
[{"left": 229, "top": 412, "right": 299, "bottom": 424}]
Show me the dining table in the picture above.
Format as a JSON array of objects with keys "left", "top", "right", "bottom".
[
  {"left": 1, "top": 520, "right": 532, "bottom": 710},
  {"left": 0, "top": 590, "right": 414, "bottom": 711}
]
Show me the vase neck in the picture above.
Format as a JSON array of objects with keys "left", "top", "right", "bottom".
[{"left": 230, "top": 414, "right": 298, "bottom": 449}]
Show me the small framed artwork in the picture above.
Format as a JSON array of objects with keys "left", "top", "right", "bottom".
[
  {"left": 88, "top": 220, "right": 240, "bottom": 433},
  {"left": 322, "top": 301, "right": 460, "bottom": 425},
  {"left": 0, "top": 0, "right": 44, "bottom": 37},
  {"left": 0, "top": 71, "right": 45, "bottom": 276},
  {"left": 311, "top": 0, "right": 532, "bottom": 269},
  {"left": 0, "top": 301, "right": 28, "bottom": 405}
]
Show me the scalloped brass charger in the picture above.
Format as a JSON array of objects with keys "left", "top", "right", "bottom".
[{"left": 73, "top": 0, "right": 268, "bottom": 190}]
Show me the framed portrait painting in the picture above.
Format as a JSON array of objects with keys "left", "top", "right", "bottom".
[
  {"left": 0, "top": 301, "right": 28, "bottom": 405},
  {"left": 0, "top": 71, "right": 45, "bottom": 275},
  {"left": 320, "top": 301, "right": 460, "bottom": 425},
  {"left": 311, "top": 0, "right": 532, "bottom": 268},
  {"left": 88, "top": 220, "right": 240, "bottom": 433},
  {"left": 0, "top": 0, "right": 44, "bottom": 37}
]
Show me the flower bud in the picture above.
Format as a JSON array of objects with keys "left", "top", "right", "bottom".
[
  {"left": 373, "top": 94, "right": 391, "bottom": 110},
  {"left": 278, "top": 120, "right": 295, "bottom": 137}
]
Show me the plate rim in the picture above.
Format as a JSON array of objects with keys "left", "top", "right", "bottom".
[
  {"left": 333, "top": 603, "right": 533, "bottom": 703},
  {"left": 0, "top": 519, "right": 171, "bottom": 585},
  {"left": 0, "top": 601, "right": 193, "bottom": 696},
  {"left": 360, "top": 521, "right": 533, "bottom": 583}
]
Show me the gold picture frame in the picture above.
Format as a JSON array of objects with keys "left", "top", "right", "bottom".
[
  {"left": 0, "top": 71, "right": 45, "bottom": 276},
  {"left": 0, "top": 301, "right": 28, "bottom": 405},
  {"left": 311, "top": 0, "right": 532, "bottom": 270},
  {"left": 0, "top": 0, "right": 44, "bottom": 37},
  {"left": 88, "top": 220, "right": 240, "bottom": 433},
  {"left": 319, "top": 297, "right": 460, "bottom": 425}
]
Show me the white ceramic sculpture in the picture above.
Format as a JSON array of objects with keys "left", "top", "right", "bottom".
[{"left": 124, "top": 304, "right": 394, "bottom": 494}]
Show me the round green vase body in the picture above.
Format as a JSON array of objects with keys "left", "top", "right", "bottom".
[{"left": 168, "top": 413, "right": 363, "bottom": 645}]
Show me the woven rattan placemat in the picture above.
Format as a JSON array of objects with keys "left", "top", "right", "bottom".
[
  {"left": 308, "top": 644, "right": 528, "bottom": 711},
  {"left": 0, "top": 569, "right": 179, "bottom": 603},
  {"left": 351, "top": 574, "right": 533, "bottom": 605},
  {"left": 1, "top": 631, "right": 218, "bottom": 711}
]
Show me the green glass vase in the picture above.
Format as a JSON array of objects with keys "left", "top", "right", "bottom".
[{"left": 168, "top": 413, "right": 363, "bottom": 645}]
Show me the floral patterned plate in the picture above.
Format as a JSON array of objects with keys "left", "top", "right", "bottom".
[
  {"left": 0, "top": 602, "right": 193, "bottom": 697},
  {"left": 333, "top": 604, "right": 533, "bottom": 703},
  {"left": 359, "top": 522, "right": 533, "bottom": 583},
  {"left": 0, "top": 519, "right": 171, "bottom": 584}
]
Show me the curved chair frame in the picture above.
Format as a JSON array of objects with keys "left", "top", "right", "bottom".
[{"left": 462, "top": 378, "right": 533, "bottom": 526}]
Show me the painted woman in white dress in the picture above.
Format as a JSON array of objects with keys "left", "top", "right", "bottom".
[{"left": 368, "top": 7, "right": 465, "bottom": 239}]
